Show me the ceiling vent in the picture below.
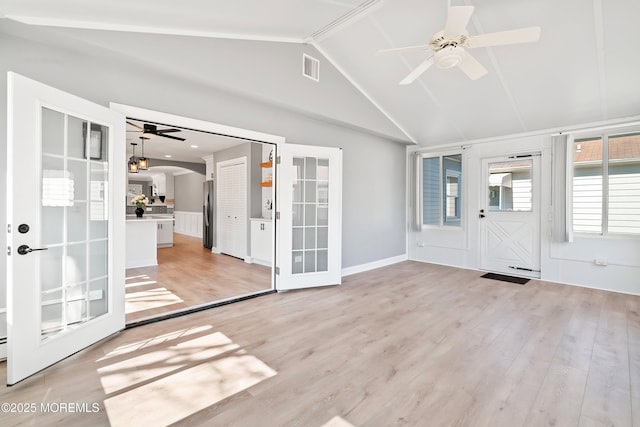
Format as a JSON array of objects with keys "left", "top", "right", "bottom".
[{"left": 302, "top": 54, "right": 320, "bottom": 82}]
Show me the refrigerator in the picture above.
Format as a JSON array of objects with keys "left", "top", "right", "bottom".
[{"left": 203, "top": 180, "right": 215, "bottom": 249}]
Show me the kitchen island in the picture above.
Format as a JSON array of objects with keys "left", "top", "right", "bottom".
[{"left": 125, "top": 215, "right": 174, "bottom": 268}]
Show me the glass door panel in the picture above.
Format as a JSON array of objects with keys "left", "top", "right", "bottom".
[
  {"left": 40, "top": 107, "right": 110, "bottom": 339},
  {"left": 291, "top": 156, "right": 330, "bottom": 275}
]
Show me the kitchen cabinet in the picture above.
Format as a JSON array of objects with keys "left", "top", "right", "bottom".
[
  {"left": 157, "top": 218, "right": 174, "bottom": 248},
  {"left": 152, "top": 173, "right": 166, "bottom": 196},
  {"left": 250, "top": 218, "right": 272, "bottom": 266}
]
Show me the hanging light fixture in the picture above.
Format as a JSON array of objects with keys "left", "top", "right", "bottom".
[
  {"left": 128, "top": 142, "right": 139, "bottom": 173},
  {"left": 138, "top": 136, "right": 149, "bottom": 170}
]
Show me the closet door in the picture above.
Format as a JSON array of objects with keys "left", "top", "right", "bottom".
[{"left": 217, "top": 157, "right": 247, "bottom": 259}]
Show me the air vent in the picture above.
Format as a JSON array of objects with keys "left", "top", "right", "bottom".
[{"left": 302, "top": 54, "right": 320, "bottom": 82}]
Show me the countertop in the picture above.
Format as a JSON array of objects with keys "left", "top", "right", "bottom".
[{"left": 126, "top": 214, "right": 174, "bottom": 222}]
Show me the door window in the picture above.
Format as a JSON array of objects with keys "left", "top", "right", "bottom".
[
  {"left": 487, "top": 160, "right": 533, "bottom": 212},
  {"left": 40, "top": 107, "right": 110, "bottom": 339},
  {"left": 291, "top": 156, "right": 329, "bottom": 274}
]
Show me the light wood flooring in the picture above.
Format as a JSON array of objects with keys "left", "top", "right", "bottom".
[
  {"left": 125, "top": 233, "right": 272, "bottom": 323},
  {"left": 2, "top": 261, "right": 639, "bottom": 426}
]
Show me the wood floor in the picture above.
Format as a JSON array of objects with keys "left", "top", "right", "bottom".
[
  {"left": 2, "top": 261, "right": 639, "bottom": 426},
  {"left": 125, "top": 233, "right": 272, "bottom": 322}
]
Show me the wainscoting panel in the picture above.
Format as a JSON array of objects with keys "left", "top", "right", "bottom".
[{"left": 174, "top": 211, "right": 203, "bottom": 238}]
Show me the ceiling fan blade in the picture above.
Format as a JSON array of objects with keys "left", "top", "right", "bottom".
[
  {"left": 466, "top": 26, "right": 541, "bottom": 48},
  {"left": 127, "top": 121, "right": 143, "bottom": 130},
  {"left": 399, "top": 57, "right": 435, "bottom": 85},
  {"left": 376, "top": 44, "right": 431, "bottom": 55},
  {"left": 444, "top": 6, "right": 474, "bottom": 38},
  {"left": 156, "top": 133, "right": 186, "bottom": 141},
  {"left": 155, "top": 128, "right": 182, "bottom": 134},
  {"left": 457, "top": 51, "right": 488, "bottom": 80}
]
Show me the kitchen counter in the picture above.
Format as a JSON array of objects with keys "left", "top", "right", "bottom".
[{"left": 125, "top": 218, "right": 158, "bottom": 268}]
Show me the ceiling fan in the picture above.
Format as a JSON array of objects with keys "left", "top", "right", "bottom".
[
  {"left": 377, "top": 5, "right": 541, "bottom": 84},
  {"left": 127, "top": 121, "right": 186, "bottom": 141}
]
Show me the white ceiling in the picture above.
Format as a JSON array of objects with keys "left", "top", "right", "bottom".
[
  {"left": 126, "top": 118, "right": 246, "bottom": 163},
  {"left": 3, "top": 0, "right": 640, "bottom": 147}
]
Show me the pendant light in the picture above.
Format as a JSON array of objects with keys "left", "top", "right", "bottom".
[
  {"left": 128, "top": 142, "right": 139, "bottom": 173},
  {"left": 138, "top": 136, "right": 149, "bottom": 170}
]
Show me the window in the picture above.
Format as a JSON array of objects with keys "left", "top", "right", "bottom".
[
  {"left": 421, "top": 153, "right": 462, "bottom": 227},
  {"left": 572, "top": 132, "right": 640, "bottom": 235},
  {"left": 487, "top": 160, "right": 532, "bottom": 212}
]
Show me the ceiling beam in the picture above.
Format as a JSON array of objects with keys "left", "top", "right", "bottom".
[{"left": 3, "top": 15, "right": 303, "bottom": 44}]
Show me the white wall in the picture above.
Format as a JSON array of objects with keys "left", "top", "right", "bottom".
[
  {"left": 0, "top": 22, "right": 409, "bottom": 343},
  {"left": 408, "top": 134, "right": 640, "bottom": 295}
]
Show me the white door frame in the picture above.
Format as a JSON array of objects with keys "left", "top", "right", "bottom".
[
  {"left": 479, "top": 153, "right": 542, "bottom": 278},
  {"left": 109, "top": 104, "right": 345, "bottom": 291},
  {"left": 110, "top": 104, "right": 285, "bottom": 292}
]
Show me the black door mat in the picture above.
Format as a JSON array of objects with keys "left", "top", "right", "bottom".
[{"left": 481, "top": 272, "right": 530, "bottom": 285}]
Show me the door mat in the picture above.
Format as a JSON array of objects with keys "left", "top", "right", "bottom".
[{"left": 481, "top": 272, "right": 529, "bottom": 285}]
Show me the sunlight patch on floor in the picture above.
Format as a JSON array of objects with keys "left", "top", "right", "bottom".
[
  {"left": 100, "top": 331, "right": 277, "bottom": 426},
  {"left": 125, "top": 287, "right": 184, "bottom": 314},
  {"left": 124, "top": 280, "right": 158, "bottom": 288},
  {"left": 98, "top": 325, "right": 213, "bottom": 359},
  {"left": 322, "top": 416, "right": 356, "bottom": 427}
]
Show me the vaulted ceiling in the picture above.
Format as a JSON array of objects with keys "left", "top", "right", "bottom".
[{"left": 2, "top": 0, "right": 639, "bottom": 147}]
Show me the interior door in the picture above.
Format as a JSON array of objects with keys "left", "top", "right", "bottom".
[
  {"left": 216, "top": 157, "right": 247, "bottom": 259},
  {"left": 6, "top": 72, "right": 126, "bottom": 385},
  {"left": 276, "top": 144, "right": 342, "bottom": 290},
  {"left": 479, "top": 155, "right": 541, "bottom": 278}
]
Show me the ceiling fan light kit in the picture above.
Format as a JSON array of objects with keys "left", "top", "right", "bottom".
[
  {"left": 434, "top": 45, "right": 464, "bottom": 69},
  {"left": 377, "top": 5, "right": 541, "bottom": 84}
]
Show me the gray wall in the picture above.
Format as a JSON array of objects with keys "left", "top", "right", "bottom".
[
  {"left": 0, "top": 21, "right": 407, "bottom": 301},
  {"left": 174, "top": 173, "right": 206, "bottom": 212}
]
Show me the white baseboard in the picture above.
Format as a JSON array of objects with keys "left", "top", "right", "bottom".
[
  {"left": 126, "top": 259, "right": 158, "bottom": 269},
  {"left": 342, "top": 254, "right": 408, "bottom": 277},
  {"left": 247, "top": 257, "right": 272, "bottom": 268}
]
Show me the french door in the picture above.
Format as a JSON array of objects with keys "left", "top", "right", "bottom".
[
  {"left": 479, "top": 154, "right": 541, "bottom": 278},
  {"left": 6, "top": 72, "right": 126, "bottom": 384},
  {"left": 276, "top": 144, "right": 342, "bottom": 289}
]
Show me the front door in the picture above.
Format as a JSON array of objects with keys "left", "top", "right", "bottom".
[
  {"left": 276, "top": 144, "right": 342, "bottom": 290},
  {"left": 479, "top": 155, "right": 541, "bottom": 278},
  {"left": 6, "top": 72, "right": 126, "bottom": 384}
]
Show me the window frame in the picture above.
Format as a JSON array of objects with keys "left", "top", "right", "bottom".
[
  {"left": 568, "top": 126, "right": 640, "bottom": 237},
  {"left": 419, "top": 150, "right": 464, "bottom": 229}
]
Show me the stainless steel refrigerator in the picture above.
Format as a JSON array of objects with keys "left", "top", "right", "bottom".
[{"left": 203, "top": 180, "right": 215, "bottom": 249}]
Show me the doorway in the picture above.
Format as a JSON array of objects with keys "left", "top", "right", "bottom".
[
  {"left": 123, "top": 121, "right": 276, "bottom": 324},
  {"left": 479, "top": 154, "right": 541, "bottom": 278}
]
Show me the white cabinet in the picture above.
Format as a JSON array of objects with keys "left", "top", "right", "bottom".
[
  {"left": 250, "top": 219, "right": 272, "bottom": 266},
  {"left": 157, "top": 219, "right": 174, "bottom": 248},
  {"left": 152, "top": 173, "right": 166, "bottom": 196}
]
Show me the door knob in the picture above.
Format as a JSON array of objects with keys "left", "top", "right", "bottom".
[
  {"left": 479, "top": 214, "right": 485, "bottom": 218},
  {"left": 17, "top": 245, "right": 48, "bottom": 255}
]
